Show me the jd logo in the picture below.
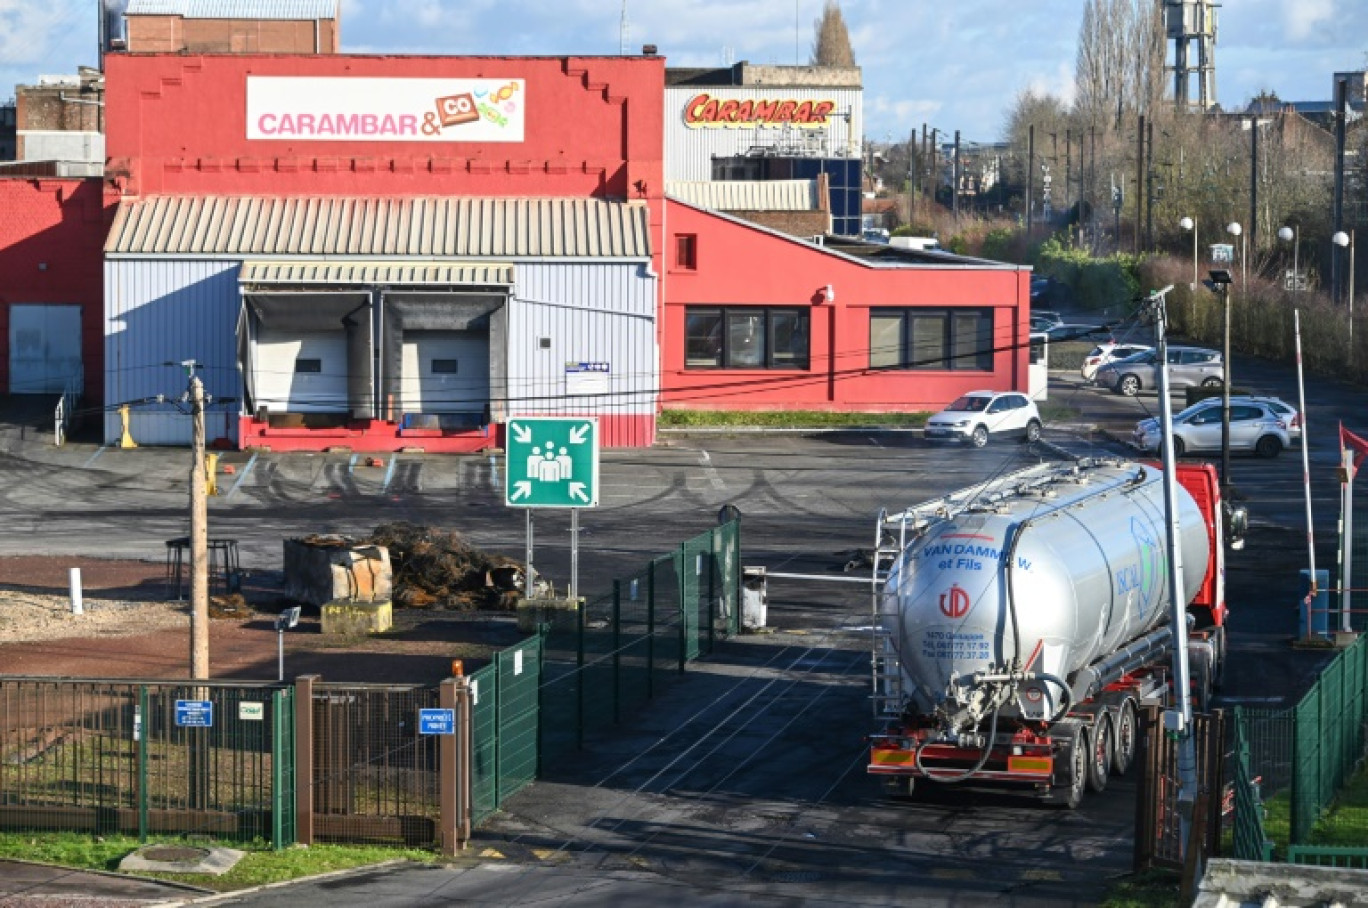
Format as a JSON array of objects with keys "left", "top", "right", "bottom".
[{"left": 939, "top": 584, "right": 970, "bottom": 619}]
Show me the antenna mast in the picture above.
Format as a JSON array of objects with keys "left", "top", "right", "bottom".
[{"left": 619, "top": 0, "right": 629, "bottom": 55}]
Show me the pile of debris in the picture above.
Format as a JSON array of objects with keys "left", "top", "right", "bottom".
[{"left": 365, "top": 522, "right": 525, "bottom": 611}]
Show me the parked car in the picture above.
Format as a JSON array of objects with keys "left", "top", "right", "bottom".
[
  {"left": 1042, "top": 322, "right": 1113, "bottom": 343},
  {"left": 1031, "top": 314, "right": 1063, "bottom": 333},
  {"left": 924, "top": 390, "right": 1042, "bottom": 447},
  {"left": 1092, "top": 345, "right": 1224, "bottom": 396},
  {"left": 1080, "top": 342, "right": 1153, "bottom": 380},
  {"left": 1159, "top": 394, "right": 1302, "bottom": 443},
  {"left": 1132, "top": 399, "right": 1290, "bottom": 458}
]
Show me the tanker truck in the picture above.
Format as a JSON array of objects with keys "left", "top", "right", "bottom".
[{"left": 867, "top": 457, "right": 1243, "bottom": 807}]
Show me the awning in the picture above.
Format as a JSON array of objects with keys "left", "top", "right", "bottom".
[
  {"left": 239, "top": 260, "right": 514, "bottom": 288},
  {"left": 106, "top": 196, "right": 652, "bottom": 258}
]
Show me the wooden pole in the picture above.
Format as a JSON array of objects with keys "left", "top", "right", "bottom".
[{"left": 190, "top": 374, "right": 209, "bottom": 679}]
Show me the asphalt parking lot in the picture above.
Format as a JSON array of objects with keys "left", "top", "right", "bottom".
[{"left": 0, "top": 351, "right": 1362, "bottom": 905}]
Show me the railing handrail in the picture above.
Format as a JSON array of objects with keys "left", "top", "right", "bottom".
[{"left": 53, "top": 367, "right": 84, "bottom": 447}]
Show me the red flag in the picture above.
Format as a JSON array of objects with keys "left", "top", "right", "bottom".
[{"left": 1341, "top": 422, "right": 1368, "bottom": 476}]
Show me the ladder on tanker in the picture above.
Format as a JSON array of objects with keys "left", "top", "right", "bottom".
[{"left": 870, "top": 507, "right": 910, "bottom": 718}]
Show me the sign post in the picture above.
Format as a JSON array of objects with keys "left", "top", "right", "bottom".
[{"left": 504, "top": 417, "right": 600, "bottom": 599}]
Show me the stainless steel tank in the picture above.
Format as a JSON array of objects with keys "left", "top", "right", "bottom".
[{"left": 882, "top": 461, "right": 1210, "bottom": 723}]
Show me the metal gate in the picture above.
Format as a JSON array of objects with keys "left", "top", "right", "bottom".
[{"left": 1134, "top": 706, "right": 1226, "bottom": 871}]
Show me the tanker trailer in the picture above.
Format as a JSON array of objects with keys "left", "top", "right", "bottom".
[{"left": 867, "top": 458, "right": 1235, "bottom": 807}]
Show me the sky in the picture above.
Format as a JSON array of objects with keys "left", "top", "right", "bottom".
[{"left": 1, "top": 0, "right": 1365, "bottom": 143}]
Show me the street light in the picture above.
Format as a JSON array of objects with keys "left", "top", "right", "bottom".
[
  {"left": 1278, "top": 225, "right": 1300, "bottom": 292},
  {"left": 1206, "top": 269, "right": 1235, "bottom": 495},
  {"left": 1180, "top": 217, "right": 1198, "bottom": 286},
  {"left": 1334, "top": 230, "right": 1355, "bottom": 360},
  {"left": 1226, "top": 222, "right": 1246, "bottom": 292}
]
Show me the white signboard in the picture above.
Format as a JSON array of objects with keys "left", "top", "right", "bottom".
[{"left": 246, "top": 77, "right": 525, "bottom": 142}]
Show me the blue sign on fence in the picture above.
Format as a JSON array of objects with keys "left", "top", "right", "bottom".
[
  {"left": 175, "top": 700, "right": 213, "bottom": 728},
  {"left": 418, "top": 708, "right": 455, "bottom": 736}
]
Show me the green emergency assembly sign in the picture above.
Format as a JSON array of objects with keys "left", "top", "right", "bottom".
[{"left": 505, "top": 417, "right": 599, "bottom": 508}]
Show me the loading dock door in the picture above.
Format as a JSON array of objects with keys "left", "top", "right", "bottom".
[
  {"left": 399, "top": 330, "right": 490, "bottom": 417},
  {"left": 254, "top": 330, "right": 349, "bottom": 413},
  {"left": 9, "top": 304, "right": 81, "bottom": 394}
]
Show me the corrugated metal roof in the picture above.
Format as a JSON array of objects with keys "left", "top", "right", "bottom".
[
  {"left": 666, "top": 180, "right": 820, "bottom": 211},
  {"left": 125, "top": 0, "right": 337, "bottom": 19},
  {"left": 240, "top": 260, "right": 513, "bottom": 286},
  {"left": 106, "top": 197, "right": 653, "bottom": 259}
]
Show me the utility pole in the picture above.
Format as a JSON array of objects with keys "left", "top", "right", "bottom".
[
  {"left": 187, "top": 365, "right": 209, "bottom": 680},
  {"left": 1249, "top": 118, "right": 1259, "bottom": 255},
  {"left": 1065, "top": 128, "right": 1073, "bottom": 244},
  {"left": 1027, "top": 125, "right": 1035, "bottom": 235},
  {"left": 1333, "top": 78, "right": 1347, "bottom": 302},
  {"left": 953, "top": 130, "right": 961, "bottom": 221},
  {"left": 1145, "top": 117, "right": 1155, "bottom": 252}
]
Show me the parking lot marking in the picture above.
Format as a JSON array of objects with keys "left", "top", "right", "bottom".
[
  {"left": 82, "top": 445, "right": 108, "bottom": 469},
  {"left": 225, "top": 452, "right": 259, "bottom": 500},
  {"left": 699, "top": 450, "right": 726, "bottom": 490},
  {"left": 382, "top": 455, "right": 399, "bottom": 493}
]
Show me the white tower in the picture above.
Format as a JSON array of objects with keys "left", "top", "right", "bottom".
[{"left": 1166, "top": 0, "right": 1218, "bottom": 112}]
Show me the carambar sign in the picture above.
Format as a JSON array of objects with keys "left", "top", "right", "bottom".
[
  {"left": 246, "top": 76, "right": 525, "bottom": 142},
  {"left": 682, "top": 92, "right": 837, "bottom": 129}
]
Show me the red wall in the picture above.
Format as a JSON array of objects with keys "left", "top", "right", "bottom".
[
  {"left": 0, "top": 178, "right": 119, "bottom": 402},
  {"left": 663, "top": 201, "right": 1031, "bottom": 412},
  {"left": 103, "top": 53, "right": 663, "bottom": 206}
]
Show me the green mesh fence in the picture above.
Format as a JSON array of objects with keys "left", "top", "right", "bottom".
[
  {"left": 468, "top": 635, "right": 544, "bottom": 823},
  {"left": 1291, "top": 634, "right": 1368, "bottom": 844},
  {"left": 0, "top": 678, "right": 293, "bottom": 847},
  {"left": 1352, "top": 480, "right": 1368, "bottom": 632},
  {"left": 1231, "top": 709, "right": 1275, "bottom": 862},
  {"left": 469, "top": 663, "right": 499, "bottom": 824}
]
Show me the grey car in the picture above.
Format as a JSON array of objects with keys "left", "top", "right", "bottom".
[{"left": 1093, "top": 345, "right": 1224, "bottom": 396}]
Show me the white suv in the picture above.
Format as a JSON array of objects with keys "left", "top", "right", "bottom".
[{"left": 925, "top": 391, "right": 1043, "bottom": 447}]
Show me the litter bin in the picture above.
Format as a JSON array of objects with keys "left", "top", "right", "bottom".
[
  {"left": 742, "top": 566, "right": 768, "bottom": 631},
  {"left": 1297, "top": 568, "right": 1330, "bottom": 639}
]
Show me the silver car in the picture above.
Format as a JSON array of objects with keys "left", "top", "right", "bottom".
[
  {"left": 1094, "top": 346, "right": 1224, "bottom": 396},
  {"left": 1132, "top": 400, "right": 1289, "bottom": 458}
]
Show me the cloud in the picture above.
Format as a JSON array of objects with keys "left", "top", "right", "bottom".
[
  {"left": 1283, "top": 0, "right": 1333, "bottom": 42},
  {"left": 0, "top": 0, "right": 70, "bottom": 66}
]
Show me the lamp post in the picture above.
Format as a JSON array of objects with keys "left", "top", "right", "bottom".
[
  {"left": 1334, "top": 230, "right": 1355, "bottom": 361},
  {"left": 1226, "top": 222, "right": 1246, "bottom": 293},
  {"left": 1180, "top": 217, "right": 1198, "bottom": 286},
  {"left": 1207, "top": 269, "right": 1234, "bottom": 495},
  {"left": 1278, "top": 225, "right": 1300, "bottom": 292}
]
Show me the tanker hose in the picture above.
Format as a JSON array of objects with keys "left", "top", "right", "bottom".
[
  {"left": 1004, "top": 522, "right": 1027, "bottom": 671},
  {"left": 914, "top": 704, "right": 1000, "bottom": 784},
  {"left": 1037, "top": 671, "right": 1074, "bottom": 723}
]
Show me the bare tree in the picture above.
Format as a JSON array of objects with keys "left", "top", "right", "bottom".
[
  {"left": 811, "top": 0, "right": 856, "bottom": 67},
  {"left": 1075, "top": 0, "right": 1167, "bottom": 131}
]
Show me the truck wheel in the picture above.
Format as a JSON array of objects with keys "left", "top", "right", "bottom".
[
  {"left": 1111, "top": 701, "right": 1137, "bottom": 777},
  {"left": 1118, "top": 375, "right": 1141, "bottom": 396},
  {"left": 1044, "top": 723, "right": 1088, "bottom": 809},
  {"left": 1088, "top": 718, "right": 1113, "bottom": 793},
  {"left": 971, "top": 425, "right": 989, "bottom": 448}
]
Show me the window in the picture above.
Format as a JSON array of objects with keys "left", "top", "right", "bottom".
[
  {"left": 684, "top": 307, "right": 809, "bottom": 369},
  {"left": 295, "top": 358, "right": 322, "bottom": 374},
  {"left": 675, "top": 234, "right": 698, "bottom": 270},
  {"left": 869, "top": 308, "right": 993, "bottom": 371},
  {"left": 431, "top": 359, "right": 459, "bottom": 374}
]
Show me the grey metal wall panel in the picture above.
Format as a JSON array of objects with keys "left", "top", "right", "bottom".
[
  {"left": 126, "top": 0, "right": 336, "bottom": 20},
  {"left": 664, "top": 86, "right": 863, "bottom": 182},
  {"left": 666, "top": 179, "right": 819, "bottom": 211},
  {"left": 509, "top": 263, "right": 657, "bottom": 420},
  {"left": 104, "top": 259, "right": 242, "bottom": 446}
]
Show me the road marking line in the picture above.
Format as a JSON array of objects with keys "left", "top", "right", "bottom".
[
  {"left": 699, "top": 450, "right": 726, "bottom": 490},
  {"left": 348, "top": 452, "right": 359, "bottom": 474},
  {"left": 382, "top": 455, "right": 399, "bottom": 493},
  {"left": 83, "top": 445, "right": 108, "bottom": 468},
  {"left": 226, "top": 452, "right": 259, "bottom": 500}
]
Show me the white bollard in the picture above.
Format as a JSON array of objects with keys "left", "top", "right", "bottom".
[{"left": 69, "top": 567, "right": 83, "bottom": 616}]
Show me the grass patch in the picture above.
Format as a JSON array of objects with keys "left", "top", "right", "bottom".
[
  {"left": 1100, "top": 868, "right": 1182, "bottom": 908},
  {"left": 659, "top": 409, "right": 929, "bottom": 428},
  {"left": 0, "top": 833, "right": 439, "bottom": 893}
]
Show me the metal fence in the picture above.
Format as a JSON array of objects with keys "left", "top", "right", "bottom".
[
  {"left": 538, "top": 519, "right": 741, "bottom": 761},
  {"left": 1230, "top": 709, "right": 1274, "bottom": 862},
  {"left": 469, "top": 634, "right": 542, "bottom": 825},
  {"left": 1231, "top": 632, "right": 1368, "bottom": 862},
  {"left": 307, "top": 682, "right": 441, "bottom": 847},
  {"left": 0, "top": 678, "right": 294, "bottom": 848},
  {"left": 1134, "top": 706, "right": 1226, "bottom": 871}
]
